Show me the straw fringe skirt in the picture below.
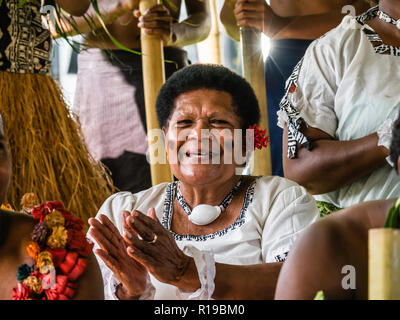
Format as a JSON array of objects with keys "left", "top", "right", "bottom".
[{"left": 0, "top": 71, "right": 116, "bottom": 224}]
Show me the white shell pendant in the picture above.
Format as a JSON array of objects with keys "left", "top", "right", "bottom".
[{"left": 188, "top": 205, "right": 222, "bottom": 226}]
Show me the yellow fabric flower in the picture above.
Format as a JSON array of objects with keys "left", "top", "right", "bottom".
[
  {"left": 44, "top": 210, "right": 65, "bottom": 228},
  {"left": 0, "top": 203, "right": 13, "bottom": 211},
  {"left": 26, "top": 241, "right": 40, "bottom": 262},
  {"left": 23, "top": 275, "right": 42, "bottom": 294},
  {"left": 37, "top": 251, "right": 54, "bottom": 274},
  {"left": 46, "top": 225, "right": 68, "bottom": 249},
  {"left": 20, "top": 193, "right": 38, "bottom": 211}
]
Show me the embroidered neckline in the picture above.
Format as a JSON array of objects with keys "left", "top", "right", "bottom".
[
  {"left": 161, "top": 177, "right": 258, "bottom": 242},
  {"left": 356, "top": 6, "right": 400, "bottom": 56},
  {"left": 176, "top": 178, "right": 243, "bottom": 217}
]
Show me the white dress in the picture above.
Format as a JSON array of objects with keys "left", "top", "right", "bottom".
[
  {"left": 278, "top": 6, "right": 400, "bottom": 209},
  {"left": 89, "top": 175, "right": 319, "bottom": 300}
]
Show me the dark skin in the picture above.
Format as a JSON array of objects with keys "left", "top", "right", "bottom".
[
  {"left": 275, "top": 155, "right": 400, "bottom": 299},
  {"left": 0, "top": 2, "right": 104, "bottom": 300},
  {"left": 0, "top": 122, "right": 103, "bottom": 299},
  {"left": 88, "top": 89, "right": 283, "bottom": 300},
  {"left": 283, "top": 125, "right": 389, "bottom": 195},
  {"left": 51, "top": 0, "right": 210, "bottom": 49},
  {"left": 220, "top": 0, "right": 372, "bottom": 42},
  {"left": 55, "top": 0, "right": 91, "bottom": 16},
  {"left": 275, "top": 198, "right": 394, "bottom": 299},
  {"left": 0, "top": 211, "right": 104, "bottom": 300},
  {"left": 283, "top": 0, "right": 400, "bottom": 195}
]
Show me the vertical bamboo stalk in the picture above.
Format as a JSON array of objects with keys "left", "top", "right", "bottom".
[
  {"left": 240, "top": 26, "right": 271, "bottom": 176},
  {"left": 369, "top": 228, "right": 400, "bottom": 299},
  {"left": 196, "top": 0, "right": 222, "bottom": 64},
  {"left": 140, "top": 0, "right": 172, "bottom": 185}
]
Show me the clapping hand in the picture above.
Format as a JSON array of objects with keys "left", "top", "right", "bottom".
[
  {"left": 88, "top": 213, "right": 147, "bottom": 299},
  {"left": 123, "top": 208, "right": 192, "bottom": 287}
]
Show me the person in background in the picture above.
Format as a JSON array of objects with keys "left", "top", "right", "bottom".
[
  {"left": 220, "top": 0, "right": 372, "bottom": 178},
  {"left": 277, "top": 0, "right": 399, "bottom": 212},
  {"left": 54, "top": 0, "right": 211, "bottom": 194},
  {"left": 0, "top": 0, "right": 115, "bottom": 223},
  {"left": 275, "top": 111, "right": 400, "bottom": 300},
  {"left": 0, "top": 114, "right": 104, "bottom": 300}
]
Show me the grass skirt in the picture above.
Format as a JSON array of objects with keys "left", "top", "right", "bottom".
[{"left": 0, "top": 71, "right": 116, "bottom": 224}]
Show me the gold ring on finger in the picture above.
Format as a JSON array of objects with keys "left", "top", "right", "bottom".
[{"left": 147, "top": 234, "right": 158, "bottom": 244}]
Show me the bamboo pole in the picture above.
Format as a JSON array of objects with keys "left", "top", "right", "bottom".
[
  {"left": 140, "top": 0, "right": 173, "bottom": 185},
  {"left": 240, "top": 27, "right": 272, "bottom": 176},
  {"left": 196, "top": 0, "right": 222, "bottom": 64},
  {"left": 369, "top": 228, "right": 400, "bottom": 299}
]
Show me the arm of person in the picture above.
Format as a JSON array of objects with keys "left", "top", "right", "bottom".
[
  {"left": 73, "top": 253, "right": 105, "bottom": 300},
  {"left": 277, "top": 26, "right": 389, "bottom": 195},
  {"left": 220, "top": 0, "right": 370, "bottom": 41},
  {"left": 270, "top": 0, "right": 371, "bottom": 40},
  {"left": 176, "top": 259, "right": 282, "bottom": 299},
  {"left": 274, "top": 218, "right": 355, "bottom": 300},
  {"left": 49, "top": 0, "right": 138, "bottom": 38},
  {"left": 169, "top": 0, "right": 211, "bottom": 47},
  {"left": 137, "top": 0, "right": 211, "bottom": 48},
  {"left": 283, "top": 125, "right": 389, "bottom": 195},
  {"left": 274, "top": 199, "right": 394, "bottom": 300},
  {"left": 125, "top": 182, "right": 319, "bottom": 300},
  {"left": 220, "top": 0, "right": 242, "bottom": 42},
  {"left": 55, "top": 0, "right": 91, "bottom": 16}
]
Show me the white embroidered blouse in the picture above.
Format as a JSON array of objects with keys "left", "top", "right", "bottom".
[
  {"left": 88, "top": 176, "right": 319, "bottom": 300},
  {"left": 278, "top": 6, "right": 400, "bottom": 209}
]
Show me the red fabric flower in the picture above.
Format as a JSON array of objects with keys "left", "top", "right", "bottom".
[
  {"left": 12, "top": 283, "right": 33, "bottom": 300},
  {"left": 54, "top": 275, "right": 68, "bottom": 293},
  {"left": 32, "top": 201, "right": 66, "bottom": 222},
  {"left": 65, "top": 216, "right": 84, "bottom": 232},
  {"left": 67, "top": 229, "right": 93, "bottom": 257},
  {"left": 17, "top": 199, "right": 91, "bottom": 300},
  {"left": 63, "top": 286, "right": 75, "bottom": 299},
  {"left": 43, "top": 274, "right": 69, "bottom": 300},
  {"left": 68, "top": 258, "right": 88, "bottom": 281},
  {"left": 59, "top": 252, "right": 78, "bottom": 274},
  {"left": 46, "top": 248, "right": 67, "bottom": 267},
  {"left": 248, "top": 124, "right": 270, "bottom": 150},
  {"left": 45, "top": 288, "right": 59, "bottom": 300},
  {"left": 67, "top": 281, "right": 78, "bottom": 289}
]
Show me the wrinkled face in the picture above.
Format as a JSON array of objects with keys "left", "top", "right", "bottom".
[
  {"left": 0, "top": 119, "right": 11, "bottom": 204},
  {"left": 163, "top": 89, "right": 246, "bottom": 185}
]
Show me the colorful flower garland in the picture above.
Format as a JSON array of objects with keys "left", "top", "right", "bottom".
[{"left": 12, "top": 200, "right": 93, "bottom": 300}]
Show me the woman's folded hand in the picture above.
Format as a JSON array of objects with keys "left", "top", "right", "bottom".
[
  {"left": 88, "top": 214, "right": 147, "bottom": 299},
  {"left": 123, "top": 208, "right": 192, "bottom": 287}
]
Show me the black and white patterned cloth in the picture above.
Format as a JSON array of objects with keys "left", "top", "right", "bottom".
[
  {"left": 357, "top": 6, "right": 400, "bottom": 56},
  {"left": 278, "top": 5, "right": 400, "bottom": 160},
  {"left": 0, "top": 0, "right": 53, "bottom": 74}
]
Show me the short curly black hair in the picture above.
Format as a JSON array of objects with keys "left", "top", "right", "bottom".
[
  {"left": 156, "top": 64, "right": 260, "bottom": 131},
  {"left": 390, "top": 113, "right": 400, "bottom": 173}
]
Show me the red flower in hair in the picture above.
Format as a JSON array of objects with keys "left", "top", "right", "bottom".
[{"left": 248, "top": 124, "right": 270, "bottom": 150}]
